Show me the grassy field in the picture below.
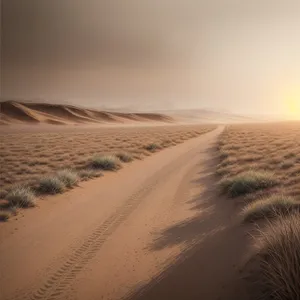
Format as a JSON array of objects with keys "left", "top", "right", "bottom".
[
  {"left": 218, "top": 122, "right": 300, "bottom": 200},
  {"left": 0, "top": 124, "right": 215, "bottom": 193},
  {"left": 218, "top": 122, "right": 300, "bottom": 299}
]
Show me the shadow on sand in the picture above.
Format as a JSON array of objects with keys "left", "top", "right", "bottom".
[{"left": 123, "top": 148, "right": 251, "bottom": 300}]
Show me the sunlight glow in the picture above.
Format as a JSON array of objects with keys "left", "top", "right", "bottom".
[{"left": 282, "top": 87, "right": 300, "bottom": 119}]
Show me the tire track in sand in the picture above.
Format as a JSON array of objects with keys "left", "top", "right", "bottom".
[
  {"left": 21, "top": 182, "right": 159, "bottom": 300},
  {"left": 12, "top": 142, "right": 203, "bottom": 300}
]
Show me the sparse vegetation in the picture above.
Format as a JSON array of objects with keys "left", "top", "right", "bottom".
[
  {"left": 241, "top": 195, "right": 300, "bottom": 223},
  {"left": 217, "top": 123, "right": 300, "bottom": 199},
  {"left": 250, "top": 214, "right": 300, "bottom": 300},
  {"left": 90, "top": 155, "right": 121, "bottom": 170},
  {"left": 38, "top": 176, "right": 65, "bottom": 194},
  {"left": 219, "top": 171, "right": 278, "bottom": 197},
  {"left": 0, "top": 125, "right": 215, "bottom": 217},
  {"left": 144, "top": 143, "right": 160, "bottom": 152},
  {"left": 56, "top": 169, "right": 79, "bottom": 188},
  {"left": 78, "top": 169, "right": 102, "bottom": 181},
  {"left": 161, "top": 139, "right": 172, "bottom": 148},
  {"left": 6, "top": 186, "right": 36, "bottom": 208},
  {"left": 219, "top": 123, "right": 300, "bottom": 299},
  {"left": 115, "top": 152, "right": 133, "bottom": 163},
  {"left": 0, "top": 124, "right": 215, "bottom": 191}
]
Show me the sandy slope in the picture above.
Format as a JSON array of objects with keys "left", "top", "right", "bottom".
[
  {"left": 0, "top": 126, "right": 250, "bottom": 300},
  {"left": 0, "top": 101, "right": 173, "bottom": 125}
]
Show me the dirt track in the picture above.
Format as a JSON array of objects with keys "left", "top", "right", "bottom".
[{"left": 0, "top": 126, "right": 250, "bottom": 300}]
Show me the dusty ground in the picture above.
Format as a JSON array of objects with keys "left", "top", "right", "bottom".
[
  {"left": 0, "top": 124, "right": 215, "bottom": 191},
  {"left": 1, "top": 121, "right": 299, "bottom": 300},
  {"left": 0, "top": 126, "right": 251, "bottom": 300},
  {"left": 218, "top": 122, "right": 300, "bottom": 199}
]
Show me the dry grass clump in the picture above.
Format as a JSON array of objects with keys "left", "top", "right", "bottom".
[
  {"left": 77, "top": 169, "right": 102, "bottom": 181},
  {"left": 250, "top": 214, "right": 300, "bottom": 300},
  {"left": 0, "top": 124, "right": 215, "bottom": 217},
  {"left": 241, "top": 195, "right": 300, "bottom": 223},
  {"left": 6, "top": 186, "right": 36, "bottom": 208},
  {"left": 38, "top": 176, "right": 65, "bottom": 194},
  {"left": 56, "top": 169, "right": 79, "bottom": 188},
  {"left": 144, "top": 143, "right": 161, "bottom": 152},
  {"left": 217, "top": 122, "right": 300, "bottom": 199},
  {"left": 90, "top": 155, "right": 121, "bottom": 170},
  {"left": 217, "top": 123, "right": 300, "bottom": 299},
  {"left": 161, "top": 139, "right": 173, "bottom": 148},
  {"left": 0, "top": 124, "right": 216, "bottom": 191},
  {"left": 219, "top": 171, "right": 278, "bottom": 197},
  {"left": 21, "top": 169, "right": 78, "bottom": 197},
  {"left": 115, "top": 151, "right": 133, "bottom": 163}
]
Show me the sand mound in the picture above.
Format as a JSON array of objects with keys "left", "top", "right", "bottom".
[{"left": 0, "top": 101, "right": 174, "bottom": 125}]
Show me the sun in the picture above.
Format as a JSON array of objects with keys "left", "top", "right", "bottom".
[
  {"left": 286, "top": 99, "right": 300, "bottom": 115},
  {"left": 283, "top": 88, "right": 300, "bottom": 119}
]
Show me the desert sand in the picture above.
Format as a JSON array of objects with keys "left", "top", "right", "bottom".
[
  {"left": 0, "top": 122, "right": 215, "bottom": 191},
  {"left": 0, "top": 101, "right": 174, "bottom": 125},
  {"left": 0, "top": 126, "right": 250, "bottom": 300}
]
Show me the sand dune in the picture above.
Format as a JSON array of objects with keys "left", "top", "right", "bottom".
[{"left": 0, "top": 101, "right": 174, "bottom": 125}]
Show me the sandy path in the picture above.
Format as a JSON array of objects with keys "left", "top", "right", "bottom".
[{"left": 0, "top": 126, "right": 249, "bottom": 300}]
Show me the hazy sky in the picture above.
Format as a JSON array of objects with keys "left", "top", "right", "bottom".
[{"left": 1, "top": 0, "right": 300, "bottom": 114}]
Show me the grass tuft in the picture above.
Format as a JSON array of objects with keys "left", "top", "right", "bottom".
[
  {"left": 56, "top": 169, "right": 79, "bottom": 188},
  {"left": 6, "top": 186, "right": 36, "bottom": 207},
  {"left": 241, "top": 195, "right": 300, "bottom": 223},
  {"left": 78, "top": 169, "right": 102, "bottom": 181},
  {"left": 115, "top": 152, "right": 133, "bottom": 163},
  {"left": 144, "top": 143, "right": 161, "bottom": 152},
  {"left": 89, "top": 155, "right": 121, "bottom": 170},
  {"left": 38, "top": 176, "right": 65, "bottom": 194},
  {"left": 250, "top": 214, "right": 300, "bottom": 300},
  {"left": 219, "top": 171, "right": 278, "bottom": 197}
]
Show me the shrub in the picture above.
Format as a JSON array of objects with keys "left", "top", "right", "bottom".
[
  {"left": 250, "top": 214, "right": 300, "bottom": 300},
  {"left": 0, "top": 211, "right": 10, "bottom": 222},
  {"left": 219, "top": 171, "right": 278, "bottom": 197},
  {"left": 78, "top": 169, "right": 102, "bottom": 181},
  {"left": 56, "top": 169, "right": 79, "bottom": 188},
  {"left": 241, "top": 195, "right": 300, "bottom": 223},
  {"left": 144, "top": 143, "right": 160, "bottom": 152},
  {"left": 38, "top": 176, "right": 65, "bottom": 194},
  {"left": 90, "top": 155, "right": 121, "bottom": 170},
  {"left": 115, "top": 152, "right": 133, "bottom": 163},
  {"left": 6, "top": 186, "right": 36, "bottom": 207}
]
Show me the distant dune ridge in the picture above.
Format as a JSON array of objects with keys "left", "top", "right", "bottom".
[
  {"left": 164, "top": 109, "right": 260, "bottom": 123},
  {"left": 0, "top": 101, "right": 174, "bottom": 125},
  {"left": 0, "top": 100, "right": 262, "bottom": 126}
]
